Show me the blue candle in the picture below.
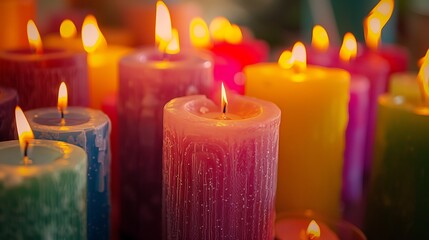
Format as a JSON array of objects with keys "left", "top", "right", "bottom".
[
  {"left": 0, "top": 87, "right": 18, "bottom": 140},
  {"left": 25, "top": 107, "right": 111, "bottom": 240}
]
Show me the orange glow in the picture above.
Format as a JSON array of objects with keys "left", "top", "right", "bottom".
[
  {"left": 165, "top": 28, "right": 180, "bottom": 54},
  {"left": 221, "top": 82, "right": 228, "bottom": 114},
  {"left": 339, "top": 32, "right": 357, "bottom": 63},
  {"left": 278, "top": 50, "right": 294, "bottom": 69},
  {"left": 364, "top": 0, "right": 394, "bottom": 50},
  {"left": 190, "top": 17, "right": 211, "bottom": 48},
  {"left": 306, "top": 220, "right": 321, "bottom": 239},
  {"left": 155, "top": 1, "right": 173, "bottom": 52},
  {"left": 312, "top": 25, "right": 329, "bottom": 52},
  {"left": 60, "top": 19, "right": 77, "bottom": 39},
  {"left": 225, "top": 24, "right": 243, "bottom": 44},
  {"left": 82, "top": 15, "right": 107, "bottom": 53},
  {"left": 58, "top": 82, "right": 68, "bottom": 113},
  {"left": 418, "top": 56, "right": 424, "bottom": 68},
  {"left": 292, "top": 42, "right": 307, "bottom": 72},
  {"left": 209, "top": 16, "right": 231, "bottom": 42},
  {"left": 15, "top": 106, "right": 34, "bottom": 162},
  {"left": 27, "top": 20, "right": 43, "bottom": 54},
  {"left": 418, "top": 50, "right": 429, "bottom": 103}
]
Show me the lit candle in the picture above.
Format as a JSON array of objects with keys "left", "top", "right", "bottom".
[
  {"left": 365, "top": 50, "right": 429, "bottom": 239},
  {"left": 25, "top": 83, "right": 111, "bottom": 240},
  {"left": 118, "top": 1, "right": 213, "bottom": 239},
  {"left": 43, "top": 19, "right": 84, "bottom": 52},
  {"left": 0, "top": 106, "right": 87, "bottom": 239},
  {"left": 245, "top": 42, "right": 350, "bottom": 219},
  {"left": 163, "top": 85, "right": 280, "bottom": 239},
  {"left": 0, "top": 87, "right": 18, "bottom": 141},
  {"left": 0, "top": 20, "right": 89, "bottom": 110},
  {"left": 276, "top": 219, "right": 338, "bottom": 240},
  {"left": 306, "top": 25, "right": 338, "bottom": 67}
]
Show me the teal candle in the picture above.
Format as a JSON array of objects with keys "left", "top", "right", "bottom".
[
  {"left": 0, "top": 139, "right": 87, "bottom": 239},
  {"left": 365, "top": 94, "right": 429, "bottom": 239},
  {"left": 25, "top": 107, "right": 111, "bottom": 240}
]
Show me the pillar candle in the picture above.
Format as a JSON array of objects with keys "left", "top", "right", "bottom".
[
  {"left": 245, "top": 43, "right": 350, "bottom": 219},
  {"left": 0, "top": 88, "right": 18, "bottom": 141},
  {"left": 25, "top": 107, "right": 111, "bottom": 240},
  {"left": 365, "top": 94, "right": 429, "bottom": 239},
  {"left": 118, "top": 48, "right": 213, "bottom": 239},
  {"left": 374, "top": 45, "right": 409, "bottom": 76},
  {"left": 388, "top": 72, "right": 420, "bottom": 104},
  {"left": 0, "top": 139, "right": 87, "bottom": 239},
  {"left": 0, "top": 49, "right": 89, "bottom": 110},
  {"left": 163, "top": 94, "right": 280, "bottom": 239}
]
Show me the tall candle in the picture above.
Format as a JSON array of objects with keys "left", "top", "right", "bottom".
[
  {"left": 0, "top": 88, "right": 18, "bottom": 141},
  {"left": 245, "top": 42, "right": 349, "bottom": 219},
  {"left": 163, "top": 94, "right": 280, "bottom": 239},
  {"left": 25, "top": 106, "right": 111, "bottom": 240}
]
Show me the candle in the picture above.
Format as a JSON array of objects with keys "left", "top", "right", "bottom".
[
  {"left": 0, "top": 87, "right": 18, "bottom": 141},
  {"left": 0, "top": 20, "right": 89, "bottom": 110},
  {"left": 306, "top": 25, "right": 338, "bottom": 67},
  {"left": 25, "top": 83, "right": 111, "bottom": 240},
  {"left": 0, "top": 107, "right": 87, "bottom": 239},
  {"left": 245, "top": 42, "right": 350, "bottom": 219},
  {"left": 118, "top": 2, "right": 213, "bottom": 238},
  {"left": 389, "top": 72, "right": 420, "bottom": 104},
  {"left": 365, "top": 51, "right": 429, "bottom": 239},
  {"left": 43, "top": 19, "right": 84, "bottom": 52},
  {"left": 163, "top": 91, "right": 280, "bottom": 239}
]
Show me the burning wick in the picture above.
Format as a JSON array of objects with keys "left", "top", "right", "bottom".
[
  {"left": 220, "top": 82, "right": 229, "bottom": 120},
  {"left": 15, "top": 106, "right": 34, "bottom": 165},
  {"left": 58, "top": 82, "right": 68, "bottom": 126}
]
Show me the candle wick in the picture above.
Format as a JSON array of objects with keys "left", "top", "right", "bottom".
[
  {"left": 60, "top": 108, "right": 66, "bottom": 126},
  {"left": 23, "top": 141, "right": 32, "bottom": 166}
]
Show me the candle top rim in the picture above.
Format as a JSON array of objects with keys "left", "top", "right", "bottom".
[
  {"left": 0, "top": 140, "right": 86, "bottom": 186},
  {"left": 0, "top": 48, "right": 86, "bottom": 61},
  {"left": 379, "top": 94, "right": 429, "bottom": 115},
  {"left": 0, "top": 87, "right": 17, "bottom": 104},
  {"left": 25, "top": 107, "right": 109, "bottom": 132}
]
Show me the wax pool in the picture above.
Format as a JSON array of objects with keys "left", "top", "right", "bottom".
[
  {"left": 163, "top": 94, "right": 281, "bottom": 240},
  {"left": 0, "top": 140, "right": 87, "bottom": 239},
  {"left": 25, "top": 107, "right": 111, "bottom": 240},
  {"left": 0, "top": 87, "right": 18, "bottom": 141},
  {"left": 118, "top": 48, "right": 213, "bottom": 239}
]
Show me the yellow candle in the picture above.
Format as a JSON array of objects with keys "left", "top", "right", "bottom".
[
  {"left": 388, "top": 72, "right": 420, "bottom": 104},
  {"left": 244, "top": 42, "right": 350, "bottom": 219}
]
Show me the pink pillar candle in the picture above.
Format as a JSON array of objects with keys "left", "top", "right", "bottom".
[
  {"left": 163, "top": 94, "right": 280, "bottom": 240},
  {"left": 373, "top": 44, "right": 409, "bottom": 75},
  {"left": 0, "top": 49, "right": 89, "bottom": 110},
  {"left": 118, "top": 49, "right": 213, "bottom": 239}
]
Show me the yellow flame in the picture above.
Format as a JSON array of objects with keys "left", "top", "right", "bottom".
[
  {"left": 278, "top": 50, "right": 294, "bottom": 69},
  {"left": 165, "top": 28, "right": 180, "bottom": 54},
  {"left": 27, "top": 20, "right": 43, "bottom": 54},
  {"left": 418, "top": 56, "right": 424, "bottom": 68},
  {"left": 15, "top": 106, "right": 34, "bottom": 157},
  {"left": 292, "top": 42, "right": 307, "bottom": 72},
  {"left": 339, "top": 32, "right": 357, "bottom": 63},
  {"left": 364, "top": 0, "right": 394, "bottom": 50},
  {"left": 190, "top": 17, "right": 211, "bottom": 48},
  {"left": 82, "top": 15, "right": 107, "bottom": 53},
  {"left": 225, "top": 24, "right": 243, "bottom": 44},
  {"left": 418, "top": 50, "right": 429, "bottom": 104},
  {"left": 58, "top": 82, "right": 68, "bottom": 112},
  {"left": 221, "top": 82, "right": 228, "bottom": 114},
  {"left": 155, "top": 1, "right": 173, "bottom": 53},
  {"left": 209, "top": 16, "right": 231, "bottom": 42},
  {"left": 306, "top": 220, "right": 321, "bottom": 239},
  {"left": 312, "top": 25, "right": 329, "bottom": 52},
  {"left": 60, "top": 19, "right": 77, "bottom": 39}
]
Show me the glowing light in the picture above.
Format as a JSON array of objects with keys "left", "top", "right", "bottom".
[
  {"left": 82, "top": 15, "right": 107, "bottom": 53},
  {"left": 364, "top": 0, "right": 394, "bottom": 49},
  {"left": 278, "top": 50, "right": 294, "bottom": 69},
  {"left": 165, "top": 28, "right": 180, "bottom": 54},
  {"left": 209, "top": 17, "right": 231, "bottom": 42},
  {"left": 339, "top": 32, "right": 357, "bottom": 63},
  {"left": 27, "top": 20, "right": 43, "bottom": 54},
  {"left": 292, "top": 42, "right": 307, "bottom": 72},
  {"left": 225, "top": 24, "right": 243, "bottom": 44},
  {"left": 15, "top": 106, "right": 34, "bottom": 163},
  {"left": 190, "top": 17, "right": 211, "bottom": 48},
  {"left": 57, "top": 82, "right": 68, "bottom": 114},
  {"left": 306, "top": 220, "right": 321, "bottom": 240},
  {"left": 221, "top": 82, "right": 228, "bottom": 114},
  {"left": 418, "top": 50, "right": 429, "bottom": 104},
  {"left": 60, "top": 19, "right": 77, "bottom": 39},
  {"left": 155, "top": 1, "right": 173, "bottom": 52},
  {"left": 312, "top": 25, "right": 329, "bottom": 52}
]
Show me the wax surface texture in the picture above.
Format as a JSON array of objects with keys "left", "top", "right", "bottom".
[{"left": 0, "top": 87, "right": 17, "bottom": 141}]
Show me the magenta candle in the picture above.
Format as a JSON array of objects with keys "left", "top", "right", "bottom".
[
  {"left": 0, "top": 88, "right": 18, "bottom": 141},
  {"left": 118, "top": 48, "right": 213, "bottom": 239},
  {"left": 374, "top": 45, "right": 409, "bottom": 76},
  {"left": 0, "top": 49, "right": 89, "bottom": 110},
  {"left": 163, "top": 94, "right": 280, "bottom": 239}
]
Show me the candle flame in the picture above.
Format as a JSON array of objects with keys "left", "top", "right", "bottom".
[
  {"left": 364, "top": 0, "right": 394, "bottom": 50},
  {"left": 225, "top": 24, "right": 243, "bottom": 44},
  {"left": 418, "top": 56, "right": 425, "bottom": 68},
  {"left": 209, "top": 16, "right": 231, "bottom": 42},
  {"left": 82, "top": 15, "right": 107, "bottom": 53},
  {"left": 60, "top": 19, "right": 77, "bottom": 39},
  {"left": 278, "top": 50, "right": 294, "bottom": 69},
  {"left": 15, "top": 106, "right": 34, "bottom": 163},
  {"left": 155, "top": 1, "right": 173, "bottom": 53},
  {"left": 221, "top": 82, "right": 228, "bottom": 114},
  {"left": 165, "top": 28, "right": 180, "bottom": 54},
  {"left": 418, "top": 50, "right": 429, "bottom": 104},
  {"left": 339, "top": 32, "right": 357, "bottom": 63},
  {"left": 27, "top": 20, "right": 43, "bottom": 54},
  {"left": 190, "top": 17, "right": 211, "bottom": 48},
  {"left": 312, "top": 25, "right": 329, "bottom": 52},
  {"left": 306, "top": 220, "right": 321, "bottom": 239},
  {"left": 292, "top": 42, "right": 307, "bottom": 72},
  {"left": 58, "top": 82, "right": 68, "bottom": 113}
]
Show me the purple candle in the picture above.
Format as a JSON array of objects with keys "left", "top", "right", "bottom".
[
  {"left": 163, "top": 94, "right": 280, "bottom": 240},
  {"left": 118, "top": 48, "right": 213, "bottom": 239},
  {"left": 0, "top": 88, "right": 18, "bottom": 140}
]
